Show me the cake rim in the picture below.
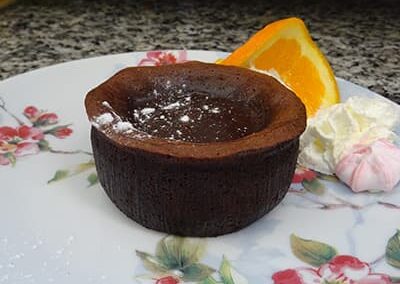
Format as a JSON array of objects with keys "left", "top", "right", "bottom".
[{"left": 85, "top": 61, "right": 306, "bottom": 159}]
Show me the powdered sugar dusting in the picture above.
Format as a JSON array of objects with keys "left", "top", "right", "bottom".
[
  {"left": 92, "top": 82, "right": 266, "bottom": 143},
  {"left": 162, "top": 101, "right": 181, "bottom": 110},
  {"left": 210, "top": 107, "right": 220, "bottom": 114},
  {"left": 113, "top": 121, "right": 134, "bottom": 133},
  {"left": 94, "top": 113, "right": 113, "bottom": 126},
  {"left": 102, "top": 101, "right": 112, "bottom": 108},
  {"left": 140, "top": 108, "right": 155, "bottom": 115},
  {"left": 127, "top": 85, "right": 266, "bottom": 142},
  {"left": 92, "top": 101, "right": 150, "bottom": 138},
  {"left": 179, "top": 115, "right": 190, "bottom": 122}
]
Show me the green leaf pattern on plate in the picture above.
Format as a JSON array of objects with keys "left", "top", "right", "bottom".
[
  {"left": 87, "top": 172, "right": 98, "bottom": 187},
  {"left": 290, "top": 234, "right": 338, "bottom": 267},
  {"left": 137, "top": 236, "right": 215, "bottom": 282},
  {"left": 302, "top": 179, "right": 325, "bottom": 196},
  {"left": 155, "top": 236, "right": 206, "bottom": 269},
  {"left": 48, "top": 169, "right": 70, "bottom": 183},
  {"left": 48, "top": 159, "right": 97, "bottom": 187},
  {"left": 136, "top": 236, "right": 249, "bottom": 283},
  {"left": 386, "top": 229, "right": 400, "bottom": 268},
  {"left": 201, "top": 277, "right": 219, "bottom": 284},
  {"left": 136, "top": 251, "right": 169, "bottom": 274},
  {"left": 182, "top": 263, "right": 215, "bottom": 282},
  {"left": 219, "top": 256, "right": 248, "bottom": 284}
]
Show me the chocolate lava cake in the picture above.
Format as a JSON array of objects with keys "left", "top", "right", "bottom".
[{"left": 85, "top": 61, "right": 306, "bottom": 237}]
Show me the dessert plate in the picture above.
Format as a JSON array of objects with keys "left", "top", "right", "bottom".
[{"left": 0, "top": 50, "right": 399, "bottom": 284}]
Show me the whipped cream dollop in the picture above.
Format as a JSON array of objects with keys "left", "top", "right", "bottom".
[
  {"left": 298, "top": 96, "right": 400, "bottom": 174},
  {"left": 335, "top": 139, "right": 400, "bottom": 192}
]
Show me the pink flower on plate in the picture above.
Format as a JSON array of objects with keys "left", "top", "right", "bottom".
[
  {"left": 23, "top": 105, "right": 40, "bottom": 120},
  {"left": 138, "top": 50, "right": 188, "bottom": 66},
  {"left": 23, "top": 105, "right": 59, "bottom": 126},
  {"left": 0, "top": 126, "right": 18, "bottom": 140},
  {"left": 14, "top": 141, "right": 40, "bottom": 157},
  {"left": 52, "top": 126, "right": 73, "bottom": 139},
  {"left": 0, "top": 101, "right": 75, "bottom": 166},
  {"left": 17, "top": 125, "right": 45, "bottom": 141},
  {"left": 292, "top": 167, "right": 317, "bottom": 184},
  {"left": 335, "top": 139, "right": 400, "bottom": 192},
  {"left": 272, "top": 255, "right": 392, "bottom": 284},
  {"left": 0, "top": 154, "right": 11, "bottom": 165},
  {"left": 35, "top": 112, "right": 58, "bottom": 126},
  {"left": 155, "top": 276, "right": 179, "bottom": 284},
  {"left": 0, "top": 140, "right": 40, "bottom": 165},
  {"left": 0, "top": 125, "right": 44, "bottom": 141},
  {"left": 272, "top": 268, "right": 321, "bottom": 284},
  {"left": 0, "top": 140, "right": 18, "bottom": 159},
  {"left": 0, "top": 125, "right": 44, "bottom": 165}
]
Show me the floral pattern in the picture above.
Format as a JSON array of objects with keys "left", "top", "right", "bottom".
[
  {"left": 273, "top": 256, "right": 392, "bottom": 284},
  {"left": 0, "top": 97, "right": 97, "bottom": 186},
  {"left": 289, "top": 165, "right": 400, "bottom": 211},
  {"left": 292, "top": 166, "right": 317, "bottom": 184},
  {"left": 135, "top": 236, "right": 248, "bottom": 284},
  {"left": 138, "top": 50, "right": 188, "bottom": 66},
  {"left": 0, "top": 99, "right": 72, "bottom": 166},
  {"left": 155, "top": 276, "right": 179, "bottom": 284},
  {"left": 136, "top": 232, "right": 400, "bottom": 284},
  {"left": 272, "top": 233, "right": 400, "bottom": 284}
]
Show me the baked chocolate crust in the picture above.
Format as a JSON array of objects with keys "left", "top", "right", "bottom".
[{"left": 85, "top": 61, "right": 306, "bottom": 236}]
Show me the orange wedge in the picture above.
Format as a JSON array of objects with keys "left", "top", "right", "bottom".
[{"left": 221, "top": 17, "right": 339, "bottom": 117}]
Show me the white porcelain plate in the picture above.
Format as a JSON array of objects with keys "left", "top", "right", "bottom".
[{"left": 1, "top": 50, "right": 399, "bottom": 284}]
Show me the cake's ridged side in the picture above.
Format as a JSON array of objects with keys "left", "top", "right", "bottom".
[{"left": 92, "top": 127, "right": 299, "bottom": 237}]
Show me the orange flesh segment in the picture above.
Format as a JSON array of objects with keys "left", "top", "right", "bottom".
[{"left": 221, "top": 17, "right": 339, "bottom": 117}]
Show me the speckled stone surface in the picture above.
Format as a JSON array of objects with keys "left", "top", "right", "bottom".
[{"left": 0, "top": 0, "right": 399, "bottom": 102}]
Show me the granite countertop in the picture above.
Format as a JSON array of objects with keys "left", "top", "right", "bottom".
[{"left": 0, "top": 0, "right": 399, "bottom": 102}]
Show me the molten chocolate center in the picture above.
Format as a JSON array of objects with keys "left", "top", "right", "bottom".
[{"left": 128, "top": 88, "right": 267, "bottom": 143}]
